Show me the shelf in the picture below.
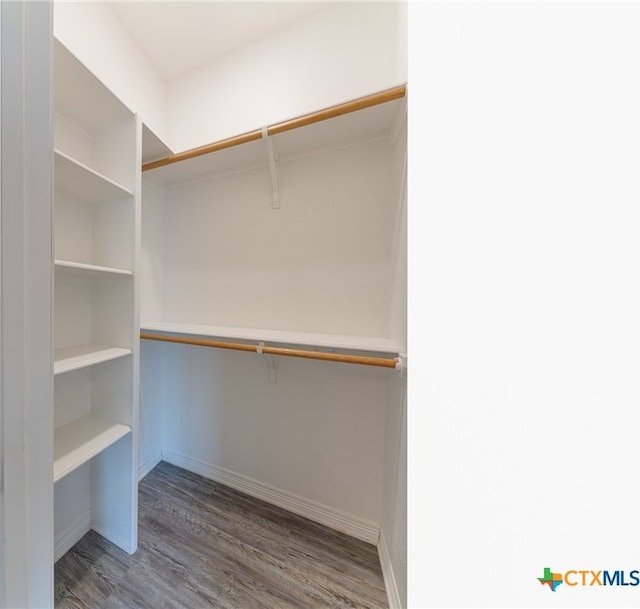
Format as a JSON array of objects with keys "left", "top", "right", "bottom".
[
  {"left": 54, "top": 414, "right": 131, "bottom": 482},
  {"left": 140, "top": 321, "right": 402, "bottom": 355},
  {"left": 142, "top": 123, "right": 173, "bottom": 166},
  {"left": 55, "top": 149, "right": 133, "bottom": 203},
  {"left": 55, "top": 260, "right": 133, "bottom": 278},
  {"left": 54, "top": 345, "right": 132, "bottom": 375}
]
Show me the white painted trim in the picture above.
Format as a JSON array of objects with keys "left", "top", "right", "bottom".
[
  {"left": 91, "top": 524, "right": 135, "bottom": 556},
  {"left": 54, "top": 512, "right": 91, "bottom": 563},
  {"left": 162, "top": 450, "right": 381, "bottom": 545},
  {"left": 378, "top": 529, "right": 402, "bottom": 609},
  {"left": 1, "top": 2, "right": 54, "bottom": 606},
  {"left": 138, "top": 448, "right": 162, "bottom": 481}
]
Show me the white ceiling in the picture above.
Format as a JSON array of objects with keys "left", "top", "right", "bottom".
[{"left": 106, "top": 1, "right": 331, "bottom": 81}]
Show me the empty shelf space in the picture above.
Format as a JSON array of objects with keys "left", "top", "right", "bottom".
[
  {"left": 141, "top": 321, "right": 402, "bottom": 355},
  {"left": 54, "top": 38, "right": 133, "bottom": 134},
  {"left": 54, "top": 414, "right": 131, "bottom": 482},
  {"left": 54, "top": 344, "right": 132, "bottom": 375},
  {"left": 55, "top": 259, "right": 133, "bottom": 277},
  {"left": 55, "top": 149, "right": 134, "bottom": 202}
]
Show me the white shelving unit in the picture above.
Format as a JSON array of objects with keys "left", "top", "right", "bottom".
[{"left": 53, "top": 38, "right": 140, "bottom": 558}]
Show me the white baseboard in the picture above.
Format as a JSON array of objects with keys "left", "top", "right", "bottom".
[
  {"left": 162, "top": 449, "right": 380, "bottom": 545},
  {"left": 54, "top": 512, "right": 91, "bottom": 563},
  {"left": 138, "top": 448, "right": 162, "bottom": 481},
  {"left": 91, "top": 524, "right": 135, "bottom": 556},
  {"left": 378, "top": 529, "right": 403, "bottom": 609},
  {"left": 54, "top": 514, "right": 136, "bottom": 561}
]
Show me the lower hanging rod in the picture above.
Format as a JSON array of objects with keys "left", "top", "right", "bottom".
[{"left": 140, "top": 332, "right": 399, "bottom": 369}]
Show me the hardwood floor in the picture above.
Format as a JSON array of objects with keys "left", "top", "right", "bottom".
[{"left": 55, "top": 462, "right": 388, "bottom": 609}]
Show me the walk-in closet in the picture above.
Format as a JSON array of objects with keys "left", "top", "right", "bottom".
[{"left": 1, "top": 2, "right": 407, "bottom": 608}]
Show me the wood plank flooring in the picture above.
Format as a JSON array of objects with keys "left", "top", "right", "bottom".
[{"left": 55, "top": 461, "right": 388, "bottom": 609}]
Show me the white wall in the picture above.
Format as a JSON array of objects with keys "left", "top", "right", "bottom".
[
  {"left": 388, "top": 103, "right": 407, "bottom": 351},
  {"left": 54, "top": 467, "right": 90, "bottom": 560},
  {"left": 395, "top": 0, "right": 407, "bottom": 86},
  {"left": 166, "top": 2, "right": 405, "bottom": 152},
  {"left": 54, "top": 0, "right": 167, "bottom": 142},
  {"left": 381, "top": 375, "right": 406, "bottom": 609},
  {"left": 161, "top": 344, "right": 388, "bottom": 534},
  {"left": 162, "top": 139, "right": 394, "bottom": 337},
  {"left": 139, "top": 338, "right": 164, "bottom": 480},
  {"left": 380, "top": 106, "right": 407, "bottom": 608},
  {"left": 140, "top": 175, "right": 165, "bottom": 324},
  {"left": 147, "top": 133, "right": 398, "bottom": 540},
  {"left": 138, "top": 176, "right": 166, "bottom": 479},
  {"left": 53, "top": 1, "right": 405, "bottom": 154},
  {"left": 412, "top": 3, "right": 640, "bottom": 607}
]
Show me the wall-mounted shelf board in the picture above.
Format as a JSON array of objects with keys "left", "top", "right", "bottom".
[
  {"left": 141, "top": 321, "right": 402, "bottom": 356},
  {"left": 54, "top": 414, "right": 131, "bottom": 482},
  {"left": 54, "top": 345, "right": 132, "bottom": 375},
  {"left": 55, "top": 260, "right": 133, "bottom": 278},
  {"left": 142, "top": 123, "right": 173, "bottom": 166},
  {"left": 150, "top": 98, "right": 405, "bottom": 187},
  {"left": 55, "top": 150, "right": 133, "bottom": 203}
]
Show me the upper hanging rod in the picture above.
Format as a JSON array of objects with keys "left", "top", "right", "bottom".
[
  {"left": 140, "top": 331, "right": 401, "bottom": 369},
  {"left": 142, "top": 84, "right": 407, "bottom": 173}
]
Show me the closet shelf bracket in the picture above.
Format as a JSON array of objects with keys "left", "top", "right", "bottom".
[
  {"left": 394, "top": 354, "right": 407, "bottom": 376},
  {"left": 262, "top": 126, "right": 280, "bottom": 209},
  {"left": 258, "top": 341, "right": 277, "bottom": 383}
]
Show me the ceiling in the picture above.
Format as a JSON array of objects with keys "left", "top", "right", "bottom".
[{"left": 106, "top": 1, "right": 331, "bottom": 81}]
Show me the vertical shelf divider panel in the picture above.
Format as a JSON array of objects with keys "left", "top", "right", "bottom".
[{"left": 53, "top": 37, "right": 140, "bottom": 557}]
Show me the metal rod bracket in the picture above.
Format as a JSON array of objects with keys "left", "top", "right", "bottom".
[
  {"left": 262, "top": 127, "right": 280, "bottom": 209},
  {"left": 258, "top": 341, "right": 277, "bottom": 383}
]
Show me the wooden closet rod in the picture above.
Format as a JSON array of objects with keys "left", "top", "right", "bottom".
[
  {"left": 140, "top": 332, "right": 400, "bottom": 369},
  {"left": 142, "top": 84, "right": 407, "bottom": 172}
]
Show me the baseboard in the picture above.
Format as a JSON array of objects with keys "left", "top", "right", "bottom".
[
  {"left": 91, "top": 524, "right": 135, "bottom": 556},
  {"left": 378, "top": 529, "right": 403, "bottom": 609},
  {"left": 162, "top": 449, "right": 380, "bottom": 545},
  {"left": 54, "top": 512, "right": 137, "bottom": 561},
  {"left": 54, "top": 512, "right": 91, "bottom": 563},
  {"left": 138, "top": 448, "right": 162, "bottom": 481}
]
